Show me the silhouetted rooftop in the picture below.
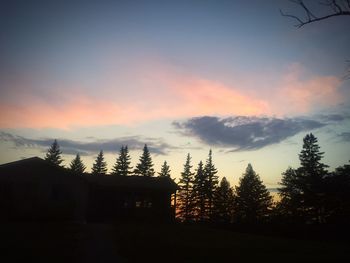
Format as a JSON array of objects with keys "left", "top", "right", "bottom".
[
  {"left": 0, "top": 157, "right": 86, "bottom": 184},
  {"left": 86, "top": 174, "right": 178, "bottom": 192}
]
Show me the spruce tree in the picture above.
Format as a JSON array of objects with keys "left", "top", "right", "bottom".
[
  {"left": 204, "top": 149, "right": 218, "bottom": 219},
  {"left": 177, "top": 153, "right": 195, "bottom": 222},
  {"left": 69, "top": 153, "right": 86, "bottom": 175},
  {"left": 234, "top": 164, "right": 272, "bottom": 223},
  {"left": 134, "top": 144, "right": 155, "bottom": 177},
  {"left": 158, "top": 161, "right": 171, "bottom": 177},
  {"left": 213, "top": 177, "right": 235, "bottom": 223},
  {"left": 279, "top": 133, "right": 328, "bottom": 223},
  {"left": 278, "top": 167, "right": 303, "bottom": 220},
  {"left": 45, "top": 139, "right": 63, "bottom": 166},
  {"left": 192, "top": 161, "right": 207, "bottom": 221},
  {"left": 112, "top": 146, "right": 132, "bottom": 176},
  {"left": 91, "top": 150, "right": 108, "bottom": 176}
]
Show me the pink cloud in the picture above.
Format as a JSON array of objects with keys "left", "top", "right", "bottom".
[
  {"left": 274, "top": 63, "right": 342, "bottom": 114},
  {"left": 0, "top": 61, "right": 343, "bottom": 129}
]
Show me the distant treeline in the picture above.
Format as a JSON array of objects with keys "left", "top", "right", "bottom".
[{"left": 44, "top": 133, "right": 350, "bottom": 225}]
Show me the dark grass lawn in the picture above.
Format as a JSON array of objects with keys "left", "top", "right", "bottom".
[{"left": 0, "top": 222, "right": 349, "bottom": 262}]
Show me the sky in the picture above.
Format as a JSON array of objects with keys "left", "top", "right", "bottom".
[{"left": 0, "top": 0, "right": 350, "bottom": 189}]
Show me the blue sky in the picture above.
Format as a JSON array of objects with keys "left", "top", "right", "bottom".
[{"left": 1, "top": 0, "right": 349, "bottom": 188}]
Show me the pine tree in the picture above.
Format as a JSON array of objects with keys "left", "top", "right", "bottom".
[
  {"left": 69, "top": 153, "right": 86, "bottom": 175},
  {"left": 177, "top": 153, "right": 195, "bottom": 222},
  {"left": 213, "top": 177, "right": 235, "bottom": 223},
  {"left": 299, "top": 133, "right": 328, "bottom": 178},
  {"left": 134, "top": 144, "right": 155, "bottom": 177},
  {"left": 234, "top": 164, "right": 272, "bottom": 224},
  {"left": 192, "top": 161, "right": 207, "bottom": 221},
  {"left": 112, "top": 146, "right": 132, "bottom": 176},
  {"left": 158, "top": 161, "right": 171, "bottom": 177},
  {"left": 324, "top": 162, "right": 350, "bottom": 223},
  {"left": 278, "top": 167, "right": 303, "bottom": 220},
  {"left": 45, "top": 139, "right": 63, "bottom": 166},
  {"left": 91, "top": 150, "right": 108, "bottom": 176},
  {"left": 279, "top": 133, "right": 329, "bottom": 223},
  {"left": 204, "top": 149, "right": 218, "bottom": 219}
]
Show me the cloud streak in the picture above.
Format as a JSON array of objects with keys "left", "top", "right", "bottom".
[
  {"left": 0, "top": 60, "right": 343, "bottom": 129},
  {"left": 173, "top": 115, "right": 328, "bottom": 151},
  {"left": 0, "top": 132, "right": 174, "bottom": 156}
]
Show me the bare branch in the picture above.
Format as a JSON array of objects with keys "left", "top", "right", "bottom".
[{"left": 281, "top": 0, "right": 350, "bottom": 27}]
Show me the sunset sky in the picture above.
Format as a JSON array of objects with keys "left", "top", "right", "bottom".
[{"left": 1, "top": 0, "right": 349, "bottom": 189}]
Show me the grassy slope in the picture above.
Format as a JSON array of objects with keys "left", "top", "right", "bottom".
[
  {"left": 115, "top": 223, "right": 350, "bottom": 262},
  {"left": 0, "top": 223, "right": 349, "bottom": 262}
]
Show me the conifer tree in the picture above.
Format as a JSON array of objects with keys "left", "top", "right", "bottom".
[
  {"left": 69, "top": 153, "right": 86, "bottom": 175},
  {"left": 234, "top": 164, "right": 272, "bottom": 223},
  {"left": 204, "top": 149, "right": 218, "bottom": 219},
  {"left": 45, "top": 139, "right": 63, "bottom": 167},
  {"left": 177, "top": 153, "right": 195, "bottom": 222},
  {"left": 279, "top": 133, "right": 328, "bottom": 223},
  {"left": 112, "top": 146, "right": 132, "bottom": 176},
  {"left": 192, "top": 161, "right": 207, "bottom": 221},
  {"left": 134, "top": 144, "right": 155, "bottom": 177},
  {"left": 91, "top": 150, "right": 108, "bottom": 176},
  {"left": 278, "top": 167, "right": 302, "bottom": 220},
  {"left": 158, "top": 161, "right": 171, "bottom": 177},
  {"left": 213, "top": 177, "right": 235, "bottom": 223}
]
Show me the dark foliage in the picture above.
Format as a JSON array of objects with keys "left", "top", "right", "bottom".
[
  {"left": 158, "top": 161, "right": 171, "bottom": 177},
  {"left": 69, "top": 153, "right": 86, "bottom": 175},
  {"left": 278, "top": 133, "right": 329, "bottom": 223},
  {"left": 204, "top": 149, "right": 218, "bottom": 219},
  {"left": 192, "top": 161, "right": 207, "bottom": 221},
  {"left": 111, "top": 146, "right": 132, "bottom": 176},
  {"left": 91, "top": 150, "right": 108, "bottom": 176},
  {"left": 212, "top": 177, "right": 235, "bottom": 223},
  {"left": 234, "top": 164, "right": 273, "bottom": 223},
  {"left": 45, "top": 139, "right": 63, "bottom": 167},
  {"left": 134, "top": 144, "right": 155, "bottom": 177},
  {"left": 177, "top": 153, "right": 195, "bottom": 222}
]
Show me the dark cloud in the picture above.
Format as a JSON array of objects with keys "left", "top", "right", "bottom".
[
  {"left": 317, "top": 113, "right": 350, "bottom": 122},
  {"left": 173, "top": 116, "right": 326, "bottom": 151},
  {"left": 0, "top": 132, "right": 174, "bottom": 156},
  {"left": 338, "top": 132, "right": 350, "bottom": 142}
]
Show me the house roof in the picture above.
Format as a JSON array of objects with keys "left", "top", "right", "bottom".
[
  {"left": 0, "top": 157, "right": 178, "bottom": 192},
  {"left": 86, "top": 174, "right": 178, "bottom": 192},
  {"left": 0, "top": 157, "right": 87, "bottom": 184}
]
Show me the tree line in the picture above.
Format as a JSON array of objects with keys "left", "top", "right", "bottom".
[
  {"left": 45, "top": 142, "right": 170, "bottom": 177},
  {"left": 44, "top": 133, "right": 350, "bottom": 225}
]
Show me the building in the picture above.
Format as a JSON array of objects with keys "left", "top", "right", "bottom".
[
  {"left": 87, "top": 174, "right": 178, "bottom": 222},
  {"left": 0, "top": 157, "right": 88, "bottom": 221},
  {"left": 0, "top": 157, "right": 178, "bottom": 222}
]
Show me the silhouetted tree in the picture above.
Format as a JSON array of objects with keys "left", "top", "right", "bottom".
[
  {"left": 192, "top": 161, "right": 207, "bottom": 221},
  {"left": 112, "top": 146, "right": 132, "bottom": 176},
  {"left": 69, "top": 153, "right": 86, "bottom": 175},
  {"left": 134, "top": 144, "right": 155, "bottom": 177},
  {"left": 213, "top": 177, "right": 235, "bottom": 223},
  {"left": 45, "top": 139, "right": 63, "bottom": 166},
  {"left": 177, "top": 153, "right": 195, "bottom": 222},
  {"left": 234, "top": 164, "right": 273, "bottom": 224},
  {"left": 278, "top": 167, "right": 304, "bottom": 222},
  {"left": 278, "top": 133, "right": 328, "bottom": 223},
  {"left": 299, "top": 133, "right": 328, "bottom": 223},
  {"left": 324, "top": 161, "right": 350, "bottom": 223},
  {"left": 92, "top": 150, "right": 108, "bottom": 176},
  {"left": 204, "top": 149, "right": 218, "bottom": 219},
  {"left": 158, "top": 161, "right": 171, "bottom": 177}
]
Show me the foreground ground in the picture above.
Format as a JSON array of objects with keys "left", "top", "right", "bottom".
[{"left": 0, "top": 222, "right": 349, "bottom": 262}]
